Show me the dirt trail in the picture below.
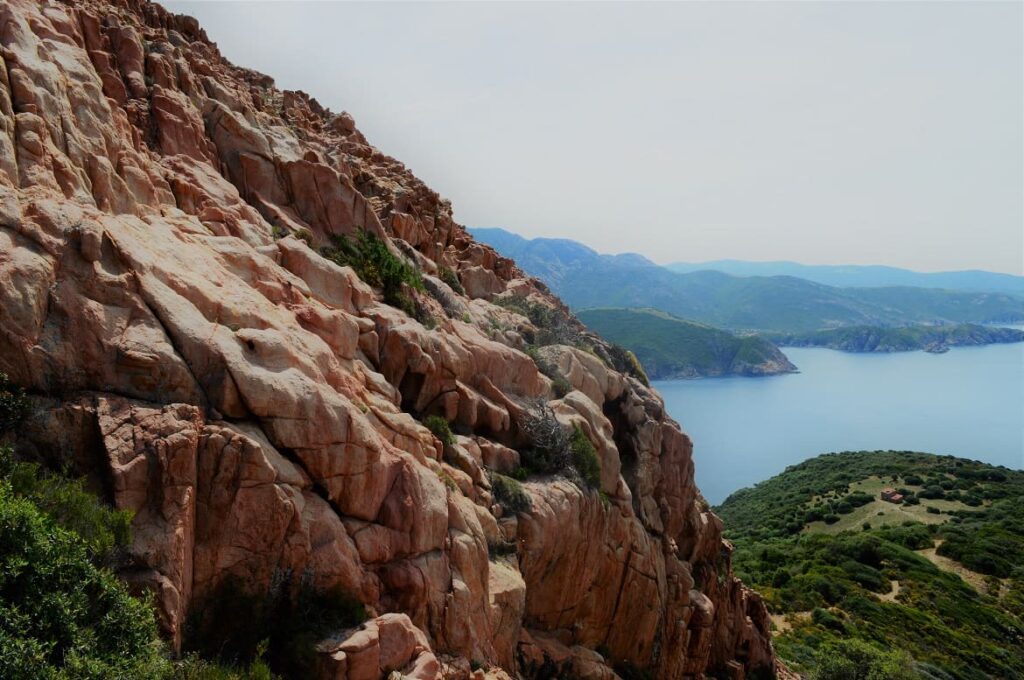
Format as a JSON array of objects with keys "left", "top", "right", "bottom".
[{"left": 917, "top": 540, "right": 1001, "bottom": 595}]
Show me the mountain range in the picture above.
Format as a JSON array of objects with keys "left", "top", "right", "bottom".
[
  {"left": 666, "top": 259, "right": 1024, "bottom": 295},
  {"left": 472, "top": 228, "right": 1024, "bottom": 334}
]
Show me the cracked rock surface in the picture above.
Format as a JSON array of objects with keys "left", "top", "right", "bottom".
[{"left": 0, "top": 1, "right": 780, "bottom": 678}]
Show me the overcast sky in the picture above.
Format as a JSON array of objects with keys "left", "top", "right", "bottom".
[{"left": 165, "top": 1, "right": 1023, "bottom": 275}]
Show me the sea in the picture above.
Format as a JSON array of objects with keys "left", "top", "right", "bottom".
[{"left": 654, "top": 342, "right": 1024, "bottom": 505}]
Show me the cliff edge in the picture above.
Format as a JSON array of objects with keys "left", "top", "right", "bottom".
[{"left": 0, "top": 1, "right": 780, "bottom": 677}]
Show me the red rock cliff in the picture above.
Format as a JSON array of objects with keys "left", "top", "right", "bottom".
[{"left": 0, "top": 1, "right": 779, "bottom": 678}]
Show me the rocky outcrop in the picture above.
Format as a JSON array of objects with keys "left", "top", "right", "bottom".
[{"left": 0, "top": 1, "right": 779, "bottom": 678}]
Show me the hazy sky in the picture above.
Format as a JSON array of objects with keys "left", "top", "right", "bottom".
[{"left": 166, "top": 1, "right": 1023, "bottom": 274}]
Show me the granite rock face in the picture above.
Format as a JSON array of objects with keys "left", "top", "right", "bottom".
[{"left": 0, "top": 1, "right": 780, "bottom": 677}]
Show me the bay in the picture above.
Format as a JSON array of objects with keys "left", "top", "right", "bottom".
[{"left": 654, "top": 343, "right": 1024, "bottom": 505}]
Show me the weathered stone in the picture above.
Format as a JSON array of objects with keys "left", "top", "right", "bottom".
[{"left": 0, "top": 0, "right": 779, "bottom": 677}]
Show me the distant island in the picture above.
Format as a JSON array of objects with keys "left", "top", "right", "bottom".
[
  {"left": 577, "top": 308, "right": 796, "bottom": 379},
  {"left": 715, "top": 450, "right": 1024, "bottom": 680},
  {"left": 767, "top": 323, "right": 1024, "bottom": 353}
]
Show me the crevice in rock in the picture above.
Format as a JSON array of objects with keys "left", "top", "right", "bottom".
[
  {"left": 130, "top": 276, "right": 212, "bottom": 413},
  {"left": 601, "top": 548, "right": 634, "bottom": 649}
]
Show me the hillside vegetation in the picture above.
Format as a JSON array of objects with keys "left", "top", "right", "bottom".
[
  {"left": 715, "top": 451, "right": 1024, "bottom": 679},
  {"left": 577, "top": 308, "right": 796, "bottom": 379}
]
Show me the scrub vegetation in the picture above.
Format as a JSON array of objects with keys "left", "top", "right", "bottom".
[{"left": 715, "top": 451, "right": 1024, "bottom": 679}]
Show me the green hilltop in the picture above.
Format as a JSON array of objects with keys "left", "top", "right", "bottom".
[
  {"left": 715, "top": 451, "right": 1024, "bottom": 680},
  {"left": 576, "top": 308, "right": 796, "bottom": 379}
]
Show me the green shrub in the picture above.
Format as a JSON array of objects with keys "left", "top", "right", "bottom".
[
  {"left": 0, "top": 478, "right": 170, "bottom": 679},
  {"left": 438, "top": 266, "right": 464, "bottom": 294},
  {"left": 321, "top": 231, "right": 423, "bottom": 315},
  {"left": 551, "top": 376, "right": 572, "bottom": 399},
  {"left": 811, "top": 639, "right": 920, "bottom": 680},
  {"left": 0, "top": 373, "right": 30, "bottom": 432},
  {"left": 926, "top": 506, "right": 940, "bottom": 515},
  {"left": 918, "top": 485, "right": 945, "bottom": 500},
  {"left": 811, "top": 607, "right": 846, "bottom": 633},
  {"left": 961, "top": 492, "right": 983, "bottom": 507},
  {"left": 423, "top": 415, "right": 455, "bottom": 447},
  {"left": 569, "top": 426, "right": 601, "bottom": 489},
  {"left": 824, "top": 513, "right": 840, "bottom": 525},
  {"left": 605, "top": 344, "right": 650, "bottom": 387},
  {"left": 0, "top": 448, "right": 133, "bottom": 567},
  {"left": 493, "top": 296, "right": 581, "bottom": 347},
  {"left": 490, "top": 473, "right": 531, "bottom": 513},
  {"left": 845, "top": 491, "right": 874, "bottom": 508},
  {"left": 805, "top": 507, "right": 826, "bottom": 523}
]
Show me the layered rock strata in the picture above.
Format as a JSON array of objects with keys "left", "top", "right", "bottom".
[{"left": 0, "top": 0, "right": 779, "bottom": 677}]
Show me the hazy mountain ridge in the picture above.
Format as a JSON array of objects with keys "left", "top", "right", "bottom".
[
  {"left": 667, "top": 259, "right": 1024, "bottom": 295},
  {"left": 473, "top": 229, "right": 1024, "bottom": 333}
]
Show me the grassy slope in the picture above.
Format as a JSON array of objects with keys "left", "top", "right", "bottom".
[
  {"left": 577, "top": 307, "right": 795, "bottom": 379},
  {"left": 715, "top": 451, "right": 1024, "bottom": 679}
]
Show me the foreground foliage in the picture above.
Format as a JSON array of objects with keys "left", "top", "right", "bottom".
[
  {"left": 1, "top": 451, "right": 133, "bottom": 568},
  {"left": 0, "top": 451, "right": 168, "bottom": 679},
  {"left": 0, "top": 373, "right": 30, "bottom": 433},
  {"left": 0, "top": 448, "right": 328, "bottom": 679},
  {"left": 716, "top": 451, "right": 1024, "bottom": 679}
]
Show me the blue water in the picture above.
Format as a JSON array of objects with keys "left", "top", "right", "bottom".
[{"left": 654, "top": 343, "right": 1024, "bottom": 505}]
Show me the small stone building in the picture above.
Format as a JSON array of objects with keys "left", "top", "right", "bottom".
[{"left": 880, "top": 488, "right": 904, "bottom": 503}]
